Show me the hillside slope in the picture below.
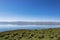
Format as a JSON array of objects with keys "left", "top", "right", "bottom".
[{"left": 0, "top": 28, "right": 60, "bottom": 40}]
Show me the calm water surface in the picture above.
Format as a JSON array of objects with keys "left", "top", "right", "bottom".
[{"left": 0, "top": 25, "right": 60, "bottom": 32}]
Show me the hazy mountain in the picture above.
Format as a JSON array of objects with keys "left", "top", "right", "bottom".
[{"left": 0, "top": 21, "right": 60, "bottom": 25}]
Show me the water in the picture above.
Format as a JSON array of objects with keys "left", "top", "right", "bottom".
[{"left": 0, "top": 25, "right": 60, "bottom": 32}]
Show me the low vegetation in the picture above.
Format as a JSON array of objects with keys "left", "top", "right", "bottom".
[{"left": 0, "top": 28, "right": 60, "bottom": 40}]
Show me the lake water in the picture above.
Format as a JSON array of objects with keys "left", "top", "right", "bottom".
[{"left": 0, "top": 25, "right": 60, "bottom": 32}]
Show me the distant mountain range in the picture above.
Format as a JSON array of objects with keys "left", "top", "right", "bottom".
[{"left": 0, "top": 21, "right": 60, "bottom": 25}]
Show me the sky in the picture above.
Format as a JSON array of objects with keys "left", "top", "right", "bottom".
[{"left": 0, "top": 0, "right": 60, "bottom": 22}]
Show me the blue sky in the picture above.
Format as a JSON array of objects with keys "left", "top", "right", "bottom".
[{"left": 0, "top": 0, "right": 60, "bottom": 22}]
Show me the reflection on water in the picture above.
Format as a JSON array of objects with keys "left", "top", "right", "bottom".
[{"left": 0, "top": 25, "right": 60, "bottom": 32}]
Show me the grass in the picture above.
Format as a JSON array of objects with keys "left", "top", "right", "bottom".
[{"left": 0, "top": 28, "right": 60, "bottom": 40}]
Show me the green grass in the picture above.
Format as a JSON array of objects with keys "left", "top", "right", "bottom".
[{"left": 0, "top": 28, "right": 60, "bottom": 40}]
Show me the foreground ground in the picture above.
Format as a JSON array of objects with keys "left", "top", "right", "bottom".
[{"left": 0, "top": 28, "right": 60, "bottom": 40}]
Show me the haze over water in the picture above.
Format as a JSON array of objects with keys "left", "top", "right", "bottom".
[{"left": 0, "top": 25, "right": 60, "bottom": 32}]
